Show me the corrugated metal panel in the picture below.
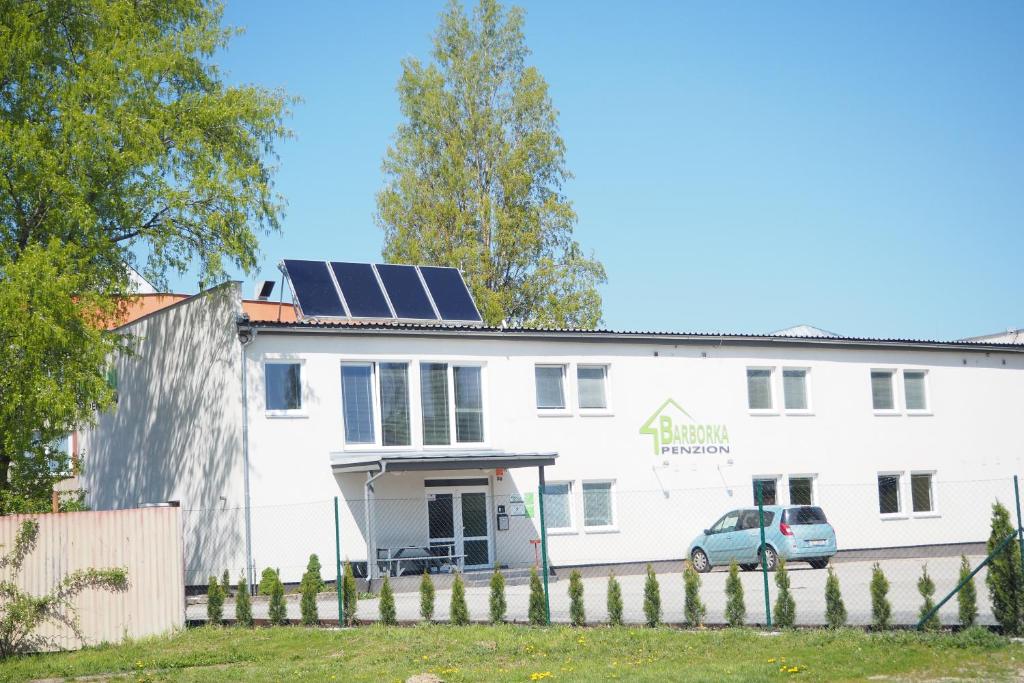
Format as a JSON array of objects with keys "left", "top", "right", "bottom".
[{"left": 0, "top": 507, "right": 184, "bottom": 651}]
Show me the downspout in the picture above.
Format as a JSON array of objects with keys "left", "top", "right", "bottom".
[
  {"left": 364, "top": 462, "right": 388, "bottom": 582},
  {"left": 237, "top": 317, "right": 257, "bottom": 593}
]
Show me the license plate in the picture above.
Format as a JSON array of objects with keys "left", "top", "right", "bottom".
[{"left": 807, "top": 539, "right": 827, "bottom": 546}]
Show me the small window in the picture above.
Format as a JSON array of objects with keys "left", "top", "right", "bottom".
[
  {"left": 747, "top": 369, "right": 773, "bottom": 410},
  {"left": 535, "top": 365, "right": 567, "bottom": 410},
  {"left": 911, "top": 473, "right": 934, "bottom": 513},
  {"left": 871, "top": 371, "right": 895, "bottom": 411},
  {"left": 752, "top": 478, "right": 777, "bottom": 505},
  {"left": 878, "top": 474, "right": 901, "bottom": 514},
  {"left": 379, "top": 363, "right": 410, "bottom": 447},
  {"left": 788, "top": 476, "right": 814, "bottom": 505},
  {"left": 420, "top": 362, "right": 450, "bottom": 446},
  {"left": 782, "top": 369, "right": 808, "bottom": 411},
  {"left": 266, "top": 362, "right": 302, "bottom": 411},
  {"left": 577, "top": 365, "right": 608, "bottom": 410},
  {"left": 904, "top": 371, "right": 928, "bottom": 411},
  {"left": 542, "top": 482, "right": 573, "bottom": 531},
  {"left": 582, "top": 481, "right": 614, "bottom": 528},
  {"left": 454, "top": 366, "right": 484, "bottom": 443},
  {"left": 341, "top": 364, "right": 375, "bottom": 444}
]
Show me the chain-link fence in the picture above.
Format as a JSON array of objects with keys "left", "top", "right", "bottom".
[{"left": 183, "top": 475, "right": 1022, "bottom": 627}]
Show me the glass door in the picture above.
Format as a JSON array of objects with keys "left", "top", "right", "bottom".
[
  {"left": 426, "top": 487, "right": 492, "bottom": 570},
  {"left": 460, "top": 491, "right": 490, "bottom": 568}
]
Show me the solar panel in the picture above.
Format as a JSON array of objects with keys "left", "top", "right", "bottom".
[
  {"left": 281, "top": 259, "right": 346, "bottom": 318},
  {"left": 376, "top": 264, "right": 438, "bottom": 320},
  {"left": 331, "top": 262, "right": 393, "bottom": 319},
  {"left": 419, "top": 266, "right": 482, "bottom": 322}
]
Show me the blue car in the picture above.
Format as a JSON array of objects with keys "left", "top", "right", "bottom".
[{"left": 687, "top": 505, "right": 837, "bottom": 572}]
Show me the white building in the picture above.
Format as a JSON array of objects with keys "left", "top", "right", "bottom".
[{"left": 81, "top": 270, "right": 1024, "bottom": 585}]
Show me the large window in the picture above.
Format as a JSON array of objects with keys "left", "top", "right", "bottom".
[
  {"left": 871, "top": 371, "right": 896, "bottom": 411},
  {"left": 577, "top": 365, "right": 608, "bottom": 410},
  {"left": 582, "top": 481, "right": 615, "bottom": 528},
  {"left": 421, "top": 362, "right": 451, "bottom": 445},
  {"left": 341, "top": 364, "right": 375, "bottom": 444},
  {"left": 379, "top": 363, "right": 411, "bottom": 446},
  {"left": 746, "top": 368, "right": 773, "bottom": 410},
  {"left": 265, "top": 362, "right": 302, "bottom": 412},
  {"left": 420, "top": 362, "right": 485, "bottom": 446},
  {"left": 535, "top": 365, "right": 567, "bottom": 410},
  {"left": 911, "top": 472, "right": 934, "bottom": 513},
  {"left": 454, "top": 366, "right": 484, "bottom": 443},
  {"left": 904, "top": 371, "right": 928, "bottom": 411},
  {"left": 340, "top": 362, "right": 411, "bottom": 447},
  {"left": 542, "top": 482, "right": 573, "bottom": 531},
  {"left": 878, "top": 474, "right": 902, "bottom": 514},
  {"left": 782, "top": 369, "right": 808, "bottom": 411}
]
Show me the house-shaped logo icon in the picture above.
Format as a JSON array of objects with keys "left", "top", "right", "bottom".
[{"left": 639, "top": 398, "right": 730, "bottom": 456}]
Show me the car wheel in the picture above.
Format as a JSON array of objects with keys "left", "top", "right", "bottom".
[
  {"left": 760, "top": 545, "right": 778, "bottom": 571},
  {"left": 808, "top": 559, "right": 829, "bottom": 570},
  {"left": 691, "top": 548, "right": 711, "bottom": 573},
  {"left": 739, "top": 563, "right": 758, "bottom": 572}
]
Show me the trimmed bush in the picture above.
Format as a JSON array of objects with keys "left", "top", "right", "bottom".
[
  {"left": 958, "top": 554, "right": 978, "bottom": 628},
  {"left": 986, "top": 501, "right": 1024, "bottom": 635},
  {"left": 258, "top": 567, "right": 278, "bottom": 597},
  {"left": 207, "top": 575, "right": 225, "bottom": 625},
  {"left": 420, "top": 570, "right": 435, "bottom": 622},
  {"left": 569, "top": 570, "right": 585, "bottom": 626},
  {"left": 222, "top": 569, "right": 231, "bottom": 598},
  {"left": 268, "top": 571, "right": 287, "bottom": 626},
  {"left": 528, "top": 565, "right": 547, "bottom": 625},
  {"left": 342, "top": 561, "right": 358, "bottom": 626},
  {"left": 607, "top": 573, "right": 623, "bottom": 626},
  {"left": 725, "top": 561, "right": 745, "bottom": 627},
  {"left": 235, "top": 573, "right": 253, "bottom": 627},
  {"left": 300, "top": 554, "right": 324, "bottom": 626},
  {"left": 684, "top": 560, "right": 706, "bottom": 628},
  {"left": 824, "top": 565, "right": 847, "bottom": 629},
  {"left": 870, "top": 562, "right": 891, "bottom": 630},
  {"left": 773, "top": 557, "right": 795, "bottom": 628},
  {"left": 379, "top": 575, "right": 397, "bottom": 625},
  {"left": 489, "top": 567, "right": 507, "bottom": 624},
  {"left": 918, "top": 563, "right": 939, "bottom": 631},
  {"left": 450, "top": 573, "right": 470, "bottom": 625},
  {"left": 643, "top": 564, "right": 661, "bottom": 627}
]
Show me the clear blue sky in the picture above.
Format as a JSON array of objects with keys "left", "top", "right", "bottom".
[{"left": 173, "top": 0, "right": 1024, "bottom": 340}]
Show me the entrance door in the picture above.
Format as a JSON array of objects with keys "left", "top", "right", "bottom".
[{"left": 427, "top": 485, "right": 492, "bottom": 570}]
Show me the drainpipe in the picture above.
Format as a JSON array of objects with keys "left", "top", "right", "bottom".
[
  {"left": 364, "top": 462, "right": 388, "bottom": 582},
  {"left": 237, "top": 317, "right": 257, "bottom": 593}
]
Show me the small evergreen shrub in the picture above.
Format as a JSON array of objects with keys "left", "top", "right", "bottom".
[
  {"left": 824, "top": 564, "right": 847, "bottom": 629},
  {"left": 420, "top": 570, "right": 435, "bottom": 622},
  {"left": 235, "top": 573, "right": 253, "bottom": 627},
  {"left": 643, "top": 564, "right": 661, "bottom": 627},
  {"left": 528, "top": 565, "right": 547, "bottom": 625},
  {"left": 683, "top": 560, "right": 706, "bottom": 627},
  {"left": 489, "top": 567, "right": 507, "bottom": 624},
  {"left": 258, "top": 567, "right": 278, "bottom": 596},
  {"left": 773, "top": 557, "right": 795, "bottom": 628},
  {"left": 569, "top": 570, "right": 585, "bottom": 626},
  {"left": 222, "top": 569, "right": 231, "bottom": 598},
  {"left": 958, "top": 554, "right": 978, "bottom": 628},
  {"left": 379, "top": 574, "right": 397, "bottom": 625},
  {"left": 986, "top": 501, "right": 1024, "bottom": 635},
  {"left": 300, "top": 554, "right": 324, "bottom": 626},
  {"left": 450, "top": 573, "right": 470, "bottom": 625},
  {"left": 207, "top": 575, "right": 224, "bottom": 625},
  {"left": 342, "top": 561, "right": 358, "bottom": 626},
  {"left": 918, "top": 563, "right": 939, "bottom": 631},
  {"left": 268, "top": 571, "right": 287, "bottom": 625},
  {"left": 870, "top": 562, "right": 891, "bottom": 630},
  {"left": 725, "top": 561, "right": 745, "bottom": 627},
  {"left": 607, "top": 573, "right": 624, "bottom": 626}
]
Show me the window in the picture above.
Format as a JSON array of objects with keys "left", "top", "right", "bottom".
[
  {"left": 752, "top": 478, "right": 778, "bottom": 505},
  {"left": 904, "top": 371, "right": 928, "bottom": 411},
  {"left": 738, "top": 510, "right": 775, "bottom": 529},
  {"left": 266, "top": 362, "right": 301, "bottom": 412},
  {"left": 542, "top": 482, "right": 573, "bottom": 531},
  {"left": 871, "top": 371, "right": 895, "bottom": 411},
  {"left": 746, "top": 368, "right": 773, "bottom": 410},
  {"left": 582, "top": 481, "right": 615, "bottom": 528},
  {"left": 535, "top": 365, "right": 566, "bottom": 410},
  {"left": 878, "top": 474, "right": 902, "bottom": 514},
  {"left": 782, "top": 369, "right": 808, "bottom": 411},
  {"left": 454, "top": 366, "right": 484, "bottom": 442},
  {"left": 341, "top": 364, "right": 375, "bottom": 444},
  {"left": 911, "top": 473, "right": 934, "bottom": 513},
  {"left": 577, "top": 365, "right": 608, "bottom": 410},
  {"left": 420, "top": 362, "right": 486, "bottom": 446},
  {"left": 788, "top": 476, "right": 814, "bottom": 505},
  {"left": 711, "top": 510, "right": 740, "bottom": 533},
  {"left": 783, "top": 507, "right": 828, "bottom": 525},
  {"left": 421, "top": 363, "right": 450, "bottom": 445},
  {"left": 379, "top": 363, "right": 411, "bottom": 446}
]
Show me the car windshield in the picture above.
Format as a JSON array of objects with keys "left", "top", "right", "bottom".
[{"left": 783, "top": 506, "right": 828, "bottom": 525}]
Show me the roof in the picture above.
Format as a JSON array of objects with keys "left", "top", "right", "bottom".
[
  {"left": 330, "top": 449, "right": 558, "bottom": 474},
  {"left": 960, "top": 328, "right": 1024, "bottom": 345},
  {"left": 244, "top": 318, "right": 1024, "bottom": 354},
  {"left": 770, "top": 324, "right": 841, "bottom": 338}
]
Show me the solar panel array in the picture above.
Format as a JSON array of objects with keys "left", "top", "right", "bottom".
[{"left": 280, "top": 259, "right": 483, "bottom": 325}]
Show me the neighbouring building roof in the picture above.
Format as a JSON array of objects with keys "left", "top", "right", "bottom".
[
  {"left": 110, "top": 291, "right": 295, "bottom": 328},
  {"left": 770, "top": 324, "right": 841, "bottom": 338},
  {"left": 960, "top": 328, "right": 1024, "bottom": 345}
]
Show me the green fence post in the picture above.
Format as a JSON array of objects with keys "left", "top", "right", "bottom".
[
  {"left": 1014, "top": 476, "right": 1024, "bottom": 571},
  {"left": 757, "top": 481, "right": 772, "bottom": 628},
  {"left": 537, "top": 465, "right": 551, "bottom": 624},
  {"left": 334, "top": 496, "right": 344, "bottom": 626}
]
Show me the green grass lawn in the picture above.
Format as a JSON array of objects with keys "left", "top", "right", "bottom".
[{"left": 1, "top": 626, "right": 1021, "bottom": 683}]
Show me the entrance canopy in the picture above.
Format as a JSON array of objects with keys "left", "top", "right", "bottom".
[{"left": 330, "top": 449, "right": 557, "bottom": 474}]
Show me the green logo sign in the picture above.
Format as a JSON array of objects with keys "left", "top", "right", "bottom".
[{"left": 640, "top": 398, "right": 730, "bottom": 456}]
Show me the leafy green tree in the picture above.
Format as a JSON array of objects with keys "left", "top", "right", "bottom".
[
  {"left": 528, "top": 566, "right": 546, "bottom": 625},
  {"left": 725, "top": 561, "right": 745, "bottom": 627},
  {"left": 420, "top": 570, "right": 435, "bottom": 622},
  {"left": 824, "top": 565, "right": 847, "bottom": 629},
  {"left": 773, "top": 558, "right": 795, "bottom": 628},
  {"left": 958, "top": 555, "right": 978, "bottom": 628},
  {"left": 606, "top": 573, "right": 623, "bottom": 626},
  {"left": 206, "top": 576, "right": 224, "bottom": 625},
  {"left": 259, "top": 567, "right": 279, "bottom": 597},
  {"left": 489, "top": 567, "right": 507, "bottom": 624},
  {"left": 341, "top": 561, "right": 358, "bottom": 626},
  {"left": 870, "top": 562, "right": 891, "bottom": 630},
  {"left": 376, "top": 0, "right": 606, "bottom": 328},
  {"left": 450, "top": 573, "right": 470, "bottom": 625},
  {"left": 986, "top": 502, "right": 1024, "bottom": 635},
  {"left": 568, "top": 570, "right": 585, "bottom": 627},
  {"left": 378, "top": 575, "right": 397, "bottom": 626},
  {"left": 917, "top": 563, "right": 939, "bottom": 631},
  {"left": 683, "top": 560, "right": 706, "bottom": 628},
  {"left": 643, "top": 565, "right": 661, "bottom": 627},
  {"left": 0, "top": 0, "right": 292, "bottom": 511},
  {"left": 235, "top": 573, "right": 253, "bottom": 628},
  {"left": 268, "top": 572, "right": 287, "bottom": 626},
  {"left": 299, "top": 554, "right": 324, "bottom": 625}
]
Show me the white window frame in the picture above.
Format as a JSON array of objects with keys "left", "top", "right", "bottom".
[
  {"left": 263, "top": 356, "right": 307, "bottom": 418},
  {"left": 786, "top": 474, "right": 817, "bottom": 506},
  {"left": 419, "top": 360, "right": 489, "bottom": 450},
  {"left": 542, "top": 480, "right": 576, "bottom": 534},
  {"left": 752, "top": 475, "right": 782, "bottom": 505},
  {"left": 576, "top": 363, "right": 613, "bottom": 416},
  {"left": 902, "top": 369, "right": 932, "bottom": 415},
  {"left": 781, "top": 367, "right": 813, "bottom": 415},
  {"left": 535, "top": 363, "right": 571, "bottom": 416},
  {"left": 746, "top": 366, "right": 777, "bottom": 415},
  {"left": 581, "top": 479, "right": 618, "bottom": 533},
  {"left": 870, "top": 369, "right": 900, "bottom": 415},
  {"left": 877, "top": 471, "right": 906, "bottom": 519},
  {"left": 909, "top": 470, "right": 939, "bottom": 517},
  {"left": 340, "top": 361, "right": 382, "bottom": 447}
]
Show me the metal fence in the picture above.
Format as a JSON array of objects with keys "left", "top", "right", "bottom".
[{"left": 183, "top": 475, "right": 1022, "bottom": 627}]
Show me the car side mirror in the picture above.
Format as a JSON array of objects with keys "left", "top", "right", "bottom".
[{"left": 703, "top": 529, "right": 711, "bottom": 536}]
